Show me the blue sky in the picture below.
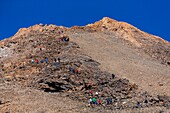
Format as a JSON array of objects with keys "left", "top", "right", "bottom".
[{"left": 0, "top": 0, "right": 170, "bottom": 41}]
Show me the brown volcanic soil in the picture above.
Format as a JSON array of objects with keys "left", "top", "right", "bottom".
[
  {"left": 0, "top": 17, "right": 170, "bottom": 113},
  {"left": 68, "top": 31, "right": 170, "bottom": 97},
  {"left": 68, "top": 17, "right": 170, "bottom": 97}
]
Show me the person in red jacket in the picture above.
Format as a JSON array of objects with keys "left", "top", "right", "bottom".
[
  {"left": 35, "top": 59, "right": 39, "bottom": 64},
  {"left": 97, "top": 99, "right": 102, "bottom": 105},
  {"left": 89, "top": 90, "right": 93, "bottom": 96},
  {"left": 74, "top": 69, "right": 79, "bottom": 74}
]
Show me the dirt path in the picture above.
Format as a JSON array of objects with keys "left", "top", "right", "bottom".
[{"left": 68, "top": 31, "right": 170, "bottom": 96}]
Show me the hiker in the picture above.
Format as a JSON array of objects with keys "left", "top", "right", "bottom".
[
  {"left": 35, "top": 59, "right": 39, "bottom": 64},
  {"left": 31, "top": 59, "right": 34, "bottom": 63},
  {"left": 89, "top": 90, "right": 93, "bottom": 96},
  {"left": 54, "top": 58, "right": 57, "bottom": 62},
  {"left": 60, "top": 35, "right": 69, "bottom": 42},
  {"left": 112, "top": 74, "right": 115, "bottom": 79},
  {"left": 45, "top": 57, "right": 48, "bottom": 63},
  {"left": 74, "top": 69, "right": 79, "bottom": 74},
  {"left": 89, "top": 98, "right": 93, "bottom": 105},
  {"left": 58, "top": 57, "right": 61, "bottom": 63},
  {"left": 69, "top": 67, "right": 75, "bottom": 73},
  {"left": 97, "top": 99, "right": 102, "bottom": 105},
  {"left": 106, "top": 98, "right": 112, "bottom": 105},
  {"left": 95, "top": 92, "right": 99, "bottom": 97},
  {"left": 92, "top": 98, "right": 97, "bottom": 105},
  {"left": 54, "top": 62, "right": 59, "bottom": 69},
  {"left": 69, "top": 68, "right": 78, "bottom": 74},
  {"left": 63, "top": 37, "right": 69, "bottom": 42},
  {"left": 136, "top": 102, "right": 142, "bottom": 108},
  {"left": 59, "top": 37, "right": 62, "bottom": 41},
  {"left": 95, "top": 92, "right": 99, "bottom": 95},
  {"left": 77, "top": 67, "right": 81, "bottom": 74},
  {"left": 88, "top": 98, "right": 94, "bottom": 108},
  {"left": 40, "top": 60, "right": 44, "bottom": 63}
]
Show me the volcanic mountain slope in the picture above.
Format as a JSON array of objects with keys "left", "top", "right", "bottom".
[
  {"left": 0, "top": 17, "right": 170, "bottom": 112},
  {"left": 85, "top": 17, "right": 170, "bottom": 65},
  {"left": 68, "top": 17, "right": 170, "bottom": 96}
]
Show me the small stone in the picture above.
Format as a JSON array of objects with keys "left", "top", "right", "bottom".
[
  {"left": 153, "top": 97, "right": 159, "bottom": 102},
  {"left": 159, "top": 83, "right": 163, "bottom": 86},
  {"left": 122, "top": 101, "right": 126, "bottom": 104}
]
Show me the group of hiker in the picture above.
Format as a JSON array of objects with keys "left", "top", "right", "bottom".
[
  {"left": 31, "top": 56, "right": 81, "bottom": 75},
  {"left": 56, "top": 30, "right": 69, "bottom": 42},
  {"left": 30, "top": 30, "right": 114, "bottom": 108},
  {"left": 59, "top": 35, "right": 69, "bottom": 42},
  {"left": 31, "top": 57, "right": 49, "bottom": 64},
  {"left": 30, "top": 30, "right": 76, "bottom": 70},
  {"left": 58, "top": 30, "right": 64, "bottom": 35},
  {"left": 88, "top": 90, "right": 112, "bottom": 107},
  {"left": 69, "top": 67, "right": 79, "bottom": 74}
]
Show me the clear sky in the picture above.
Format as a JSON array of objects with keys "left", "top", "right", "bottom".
[{"left": 0, "top": 0, "right": 170, "bottom": 42}]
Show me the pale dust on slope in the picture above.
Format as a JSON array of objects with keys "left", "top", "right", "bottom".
[
  {"left": 68, "top": 31, "right": 170, "bottom": 97},
  {"left": 0, "top": 84, "right": 84, "bottom": 113}
]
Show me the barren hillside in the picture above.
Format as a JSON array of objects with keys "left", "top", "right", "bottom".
[{"left": 0, "top": 17, "right": 170, "bottom": 113}]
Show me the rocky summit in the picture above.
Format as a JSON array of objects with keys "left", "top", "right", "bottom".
[{"left": 0, "top": 17, "right": 170, "bottom": 113}]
